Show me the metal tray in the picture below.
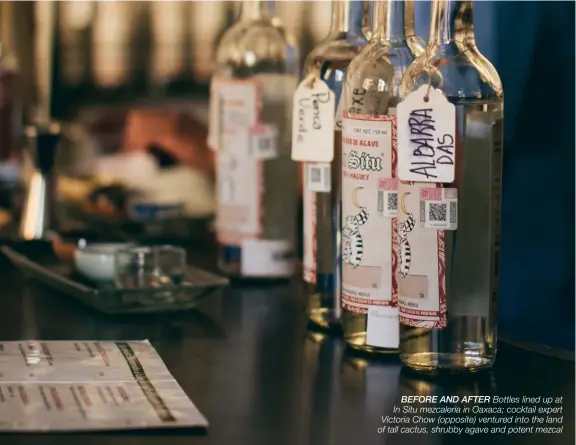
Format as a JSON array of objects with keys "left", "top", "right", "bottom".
[{"left": 1, "top": 241, "right": 228, "bottom": 315}]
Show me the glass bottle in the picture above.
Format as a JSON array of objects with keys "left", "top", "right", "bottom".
[
  {"left": 340, "top": 0, "right": 415, "bottom": 353},
  {"left": 209, "top": 0, "right": 300, "bottom": 279},
  {"left": 347, "top": 0, "right": 421, "bottom": 72},
  {"left": 299, "top": 0, "right": 368, "bottom": 331},
  {"left": 398, "top": 0, "right": 503, "bottom": 373}
]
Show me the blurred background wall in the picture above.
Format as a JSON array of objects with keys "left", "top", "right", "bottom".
[{"left": 46, "top": 1, "right": 332, "bottom": 119}]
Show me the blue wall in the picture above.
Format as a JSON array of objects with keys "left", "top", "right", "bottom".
[{"left": 414, "top": 1, "right": 575, "bottom": 352}]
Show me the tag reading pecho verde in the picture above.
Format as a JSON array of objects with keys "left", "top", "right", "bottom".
[{"left": 291, "top": 77, "right": 335, "bottom": 163}]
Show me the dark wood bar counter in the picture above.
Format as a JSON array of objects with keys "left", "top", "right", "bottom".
[{"left": 0, "top": 247, "right": 573, "bottom": 445}]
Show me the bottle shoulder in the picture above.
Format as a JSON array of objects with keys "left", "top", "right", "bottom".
[
  {"left": 347, "top": 41, "right": 415, "bottom": 82},
  {"left": 216, "top": 19, "right": 295, "bottom": 65},
  {"left": 401, "top": 43, "right": 503, "bottom": 101},
  {"left": 303, "top": 38, "right": 365, "bottom": 77},
  {"left": 341, "top": 42, "right": 415, "bottom": 115}
]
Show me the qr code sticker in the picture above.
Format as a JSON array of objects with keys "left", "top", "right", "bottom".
[
  {"left": 258, "top": 137, "right": 272, "bottom": 152},
  {"left": 310, "top": 167, "right": 321, "bottom": 184},
  {"left": 250, "top": 125, "right": 278, "bottom": 160},
  {"left": 449, "top": 201, "right": 457, "bottom": 224},
  {"left": 428, "top": 202, "right": 447, "bottom": 222},
  {"left": 378, "top": 191, "right": 397, "bottom": 217},
  {"left": 388, "top": 192, "right": 398, "bottom": 212},
  {"left": 423, "top": 199, "right": 457, "bottom": 230},
  {"left": 252, "top": 135, "right": 276, "bottom": 159},
  {"left": 307, "top": 164, "right": 331, "bottom": 193}
]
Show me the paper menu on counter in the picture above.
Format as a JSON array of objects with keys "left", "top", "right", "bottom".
[{"left": 0, "top": 340, "right": 208, "bottom": 432}]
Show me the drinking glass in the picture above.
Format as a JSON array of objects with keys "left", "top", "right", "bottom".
[{"left": 114, "top": 245, "right": 186, "bottom": 289}]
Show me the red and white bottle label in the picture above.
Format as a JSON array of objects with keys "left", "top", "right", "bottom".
[
  {"left": 302, "top": 168, "right": 317, "bottom": 284},
  {"left": 341, "top": 113, "right": 398, "bottom": 348},
  {"left": 211, "top": 75, "right": 297, "bottom": 278},
  {"left": 397, "top": 183, "right": 450, "bottom": 329},
  {"left": 212, "top": 79, "right": 262, "bottom": 247}
]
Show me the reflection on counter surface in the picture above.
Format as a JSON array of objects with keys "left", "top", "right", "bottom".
[{"left": 0, "top": 250, "right": 573, "bottom": 442}]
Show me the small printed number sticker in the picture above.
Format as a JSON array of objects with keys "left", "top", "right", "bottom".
[{"left": 378, "top": 178, "right": 398, "bottom": 218}]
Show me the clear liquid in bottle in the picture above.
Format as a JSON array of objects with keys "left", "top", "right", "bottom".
[
  {"left": 398, "top": 0, "right": 503, "bottom": 373},
  {"left": 340, "top": 0, "right": 417, "bottom": 354},
  {"left": 300, "top": 0, "right": 368, "bottom": 331}
]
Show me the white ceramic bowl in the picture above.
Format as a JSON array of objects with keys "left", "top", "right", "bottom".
[{"left": 74, "top": 243, "right": 134, "bottom": 282}]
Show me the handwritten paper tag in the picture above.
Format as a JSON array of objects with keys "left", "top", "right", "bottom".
[
  {"left": 397, "top": 85, "right": 456, "bottom": 183},
  {"left": 291, "top": 77, "right": 335, "bottom": 163}
]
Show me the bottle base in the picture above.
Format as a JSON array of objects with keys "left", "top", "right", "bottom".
[
  {"left": 344, "top": 332, "right": 398, "bottom": 356},
  {"left": 306, "top": 308, "right": 341, "bottom": 334},
  {"left": 400, "top": 352, "right": 495, "bottom": 374}
]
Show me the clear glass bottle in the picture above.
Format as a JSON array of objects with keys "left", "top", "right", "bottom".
[
  {"left": 340, "top": 0, "right": 415, "bottom": 353},
  {"left": 301, "top": 0, "right": 368, "bottom": 331},
  {"left": 346, "top": 0, "right": 422, "bottom": 72},
  {"left": 210, "top": 0, "right": 300, "bottom": 279},
  {"left": 398, "top": 0, "right": 503, "bottom": 373}
]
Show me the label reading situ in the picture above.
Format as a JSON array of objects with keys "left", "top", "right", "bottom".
[
  {"left": 397, "top": 85, "right": 456, "bottom": 183},
  {"left": 419, "top": 187, "right": 458, "bottom": 230},
  {"left": 291, "top": 77, "right": 335, "bottom": 163},
  {"left": 341, "top": 115, "right": 397, "bottom": 317},
  {"left": 307, "top": 163, "right": 331, "bottom": 193}
]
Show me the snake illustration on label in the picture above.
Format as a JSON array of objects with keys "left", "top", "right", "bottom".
[{"left": 341, "top": 114, "right": 397, "bottom": 314}]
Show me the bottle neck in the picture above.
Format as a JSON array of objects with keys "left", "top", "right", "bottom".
[
  {"left": 372, "top": 0, "right": 406, "bottom": 41},
  {"left": 329, "top": 0, "right": 364, "bottom": 35},
  {"left": 239, "top": 0, "right": 272, "bottom": 21},
  {"left": 404, "top": 1, "right": 417, "bottom": 38},
  {"left": 429, "top": 0, "right": 475, "bottom": 45}
]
